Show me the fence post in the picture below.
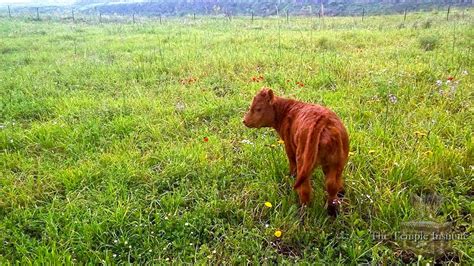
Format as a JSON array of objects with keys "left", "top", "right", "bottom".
[
  {"left": 36, "top": 7, "right": 39, "bottom": 20},
  {"left": 72, "top": 9, "right": 75, "bottom": 23},
  {"left": 403, "top": 8, "right": 407, "bottom": 22},
  {"left": 193, "top": 13, "right": 196, "bottom": 20},
  {"left": 99, "top": 12, "right": 102, "bottom": 23},
  {"left": 251, "top": 11, "right": 254, "bottom": 23},
  {"left": 362, "top": 8, "right": 365, "bottom": 21},
  {"left": 8, "top": 5, "right": 11, "bottom": 18},
  {"left": 159, "top": 15, "right": 162, "bottom": 24},
  {"left": 320, "top": 3, "right": 324, "bottom": 29},
  {"left": 447, "top": 5, "right": 450, "bottom": 21},
  {"left": 286, "top": 9, "right": 289, "bottom": 23}
]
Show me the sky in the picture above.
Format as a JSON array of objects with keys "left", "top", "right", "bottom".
[{"left": 0, "top": 0, "right": 75, "bottom": 4}]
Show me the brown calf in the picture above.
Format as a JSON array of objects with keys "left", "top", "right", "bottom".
[{"left": 243, "top": 88, "right": 349, "bottom": 216}]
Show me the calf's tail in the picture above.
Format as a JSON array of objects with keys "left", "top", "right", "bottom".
[{"left": 293, "top": 120, "right": 326, "bottom": 189}]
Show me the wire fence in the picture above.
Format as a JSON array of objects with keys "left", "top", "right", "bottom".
[{"left": 0, "top": 5, "right": 471, "bottom": 26}]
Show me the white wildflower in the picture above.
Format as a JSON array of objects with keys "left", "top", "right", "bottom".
[
  {"left": 388, "top": 94, "right": 398, "bottom": 104},
  {"left": 240, "top": 139, "right": 254, "bottom": 145},
  {"left": 435, "top": 80, "right": 443, "bottom": 86},
  {"left": 366, "top": 194, "right": 373, "bottom": 203},
  {"left": 175, "top": 101, "right": 186, "bottom": 112},
  {"left": 449, "top": 86, "right": 457, "bottom": 95},
  {"left": 462, "top": 70, "right": 468, "bottom": 76}
]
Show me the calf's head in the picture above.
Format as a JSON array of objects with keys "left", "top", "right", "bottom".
[{"left": 243, "top": 88, "right": 276, "bottom": 128}]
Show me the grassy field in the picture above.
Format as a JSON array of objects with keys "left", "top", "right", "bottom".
[{"left": 0, "top": 10, "right": 473, "bottom": 264}]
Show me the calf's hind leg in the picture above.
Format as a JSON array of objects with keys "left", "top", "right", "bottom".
[
  {"left": 323, "top": 165, "right": 344, "bottom": 216},
  {"left": 284, "top": 142, "right": 297, "bottom": 177},
  {"left": 296, "top": 177, "right": 312, "bottom": 205},
  {"left": 294, "top": 143, "right": 317, "bottom": 205}
]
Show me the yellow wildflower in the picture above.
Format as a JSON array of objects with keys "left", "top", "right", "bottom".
[
  {"left": 264, "top": 202, "right": 272, "bottom": 208},
  {"left": 274, "top": 230, "right": 282, "bottom": 238},
  {"left": 368, "top": 150, "right": 376, "bottom": 154},
  {"left": 414, "top": 131, "right": 427, "bottom": 138},
  {"left": 277, "top": 139, "right": 285, "bottom": 144}
]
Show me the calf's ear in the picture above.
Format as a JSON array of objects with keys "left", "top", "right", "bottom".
[{"left": 267, "top": 89, "right": 274, "bottom": 103}]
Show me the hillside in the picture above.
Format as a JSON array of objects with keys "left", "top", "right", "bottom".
[
  {"left": 2, "top": 1, "right": 472, "bottom": 17},
  {"left": 81, "top": 1, "right": 472, "bottom": 16}
]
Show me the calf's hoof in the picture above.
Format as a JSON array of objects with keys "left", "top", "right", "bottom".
[
  {"left": 327, "top": 205, "right": 338, "bottom": 217},
  {"left": 327, "top": 199, "right": 341, "bottom": 217}
]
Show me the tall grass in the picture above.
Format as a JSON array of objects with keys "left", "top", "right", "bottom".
[{"left": 0, "top": 10, "right": 472, "bottom": 264}]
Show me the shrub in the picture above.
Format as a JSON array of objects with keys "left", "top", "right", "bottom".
[
  {"left": 316, "top": 36, "right": 337, "bottom": 50},
  {"left": 421, "top": 19, "right": 432, "bottom": 29},
  {"left": 419, "top": 35, "right": 439, "bottom": 51}
]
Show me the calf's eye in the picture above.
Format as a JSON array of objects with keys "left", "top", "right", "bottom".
[{"left": 256, "top": 108, "right": 261, "bottom": 112}]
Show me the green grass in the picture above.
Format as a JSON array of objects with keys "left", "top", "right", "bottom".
[{"left": 0, "top": 11, "right": 473, "bottom": 264}]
